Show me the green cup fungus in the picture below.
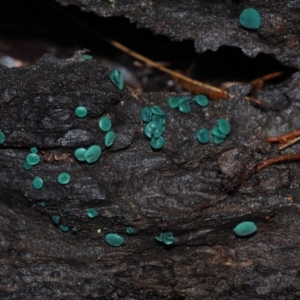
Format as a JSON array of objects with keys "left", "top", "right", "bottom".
[
  {"left": 99, "top": 117, "right": 112, "bottom": 132},
  {"left": 212, "top": 126, "right": 226, "bottom": 139},
  {"left": 32, "top": 177, "right": 43, "bottom": 189},
  {"left": 87, "top": 208, "right": 98, "bottom": 218},
  {"left": 74, "top": 147, "right": 86, "bottom": 161},
  {"left": 213, "top": 136, "right": 224, "bottom": 145},
  {"left": 75, "top": 106, "right": 88, "bottom": 118},
  {"left": 82, "top": 54, "right": 93, "bottom": 60},
  {"left": 233, "top": 221, "right": 257, "bottom": 237},
  {"left": 126, "top": 227, "right": 134, "bottom": 235},
  {"left": 104, "top": 131, "right": 116, "bottom": 147},
  {"left": 26, "top": 153, "right": 40, "bottom": 166},
  {"left": 211, "top": 118, "right": 231, "bottom": 144},
  {"left": 84, "top": 145, "right": 102, "bottom": 163},
  {"left": 178, "top": 103, "right": 191, "bottom": 114},
  {"left": 38, "top": 202, "right": 46, "bottom": 207},
  {"left": 239, "top": 8, "right": 261, "bottom": 30},
  {"left": 197, "top": 128, "right": 210, "bottom": 144},
  {"left": 151, "top": 136, "right": 165, "bottom": 149},
  {"left": 218, "top": 118, "right": 231, "bottom": 135},
  {"left": 151, "top": 105, "right": 166, "bottom": 117},
  {"left": 51, "top": 215, "right": 60, "bottom": 224},
  {"left": 0, "top": 131, "right": 5, "bottom": 144},
  {"left": 140, "top": 108, "right": 153, "bottom": 123},
  {"left": 23, "top": 162, "right": 32, "bottom": 170},
  {"left": 105, "top": 233, "right": 125, "bottom": 247},
  {"left": 109, "top": 69, "right": 124, "bottom": 90},
  {"left": 194, "top": 95, "right": 209, "bottom": 107},
  {"left": 155, "top": 232, "right": 175, "bottom": 245},
  {"left": 59, "top": 224, "right": 69, "bottom": 232},
  {"left": 30, "top": 147, "right": 38, "bottom": 154},
  {"left": 144, "top": 121, "right": 164, "bottom": 138},
  {"left": 141, "top": 105, "right": 166, "bottom": 150},
  {"left": 58, "top": 172, "right": 71, "bottom": 185}
]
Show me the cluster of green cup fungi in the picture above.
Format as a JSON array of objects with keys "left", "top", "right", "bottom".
[
  {"left": 51, "top": 214, "right": 77, "bottom": 233},
  {"left": 167, "top": 94, "right": 231, "bottom": 145},
  {"left": 155, "top": 232, "right": 175, "bottom": 245},
  {"left": 140, "top": 106, "right": 166, "bottom": 149},
  {"left": 23, "top": 147, "right": 71, "bottom": 189},
  {"left": 197, "top": 118, "right": 231, "bottom": 145}
]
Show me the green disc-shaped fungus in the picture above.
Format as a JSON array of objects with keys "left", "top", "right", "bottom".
[
  {"left": 109, "top": 69, "right": 124, "bottom": 90},
  {"left": 197, "top": 128, "right": 210, "bottom": 144},
  {"left": 59, "top": 224, "right": 69, "bottom": 232},
  {"left": 140, "top": 107, "right": 152, "bottom": 123},
  {"left": 144, "top": 121, "right": 164, "bottom": 138},
  {"left": 178, "top": 103, "right": 191, "bottom": 114},
  {"left": 152, "top": 114, "right": 166, "bottom": 125},
  {"left": 194, "top": 95, "right": 209, "bottom": 107},
  {"left": 32, "top": 177, "right": 43, "bottom": 189},
  {"left": 212, "top": 126, "right": 227, "bottom": 139},
  {"left": 23, "top": 162, "right": 31, "bottom": 170},
  {"left": 30, "top": 147, "right": 38, "bottom": 154},
  {"left": 82, "top": 54, "right": 93, "bottom": 60},
  {"left": 38, "top": 202, "right": 46, "bottom": 207},
  {"left": 151, "top": 136, "right": 165, "bottom": 149},
  {"left": 84, "top": 145, "right": 102, "bottom": 163},
  {"left": 213, "top": 136, "right": 224, "bottom": 145},
  {"left": 151, "top": 105, "right": 165, "bottom": 117},
  {"left": 168, "top": 96, "right": 182, "bottom": 108},
  {"left": 51, "top": 215, "right": 60, "bottom": 224},
  {"left": 74, "top": 147, "right": 86, "bottom": 161},
  {"left": 163, "top": 232, "right": 175, "bottom": 245},
  {"left": 155, "top": 233, "right": 164, "bottom": 243},
  {"left": 26, "top": 153, "right": 40, "bottom": 166},
  {"left": 126, "top": 227, "right": 134, "bottom": 235},
  {"left": 233, "top": 221, "right": 257, "bottom": 237},
  {"left": 105, "top": 233, "right": 125, "bottom": 247},
  {"left": 87, "top": 208, "right": 98, "bottom": 218},
  {"left": 155, "top": 232, "right": 174, "bottom": 245},
  {"left": 105, "top": 131, "right": 116, "bottom": 147},
  {"left": 58, "top": 172, "right": 71, "bottom": 185},
  {"left": 99, "top": 117, "right": 112, "bottom": 132},
  {"left": 0, "top": 131, "right": 5, "bottom": 144},
  {"left": 75, "top": 106, "right": 88, "bottom": 118},
  {"left": 217, "top": 118, "right": 231, "bottom": 135},
  {"left": 239, "top": 8, "right": 261, "bottom": 30}
]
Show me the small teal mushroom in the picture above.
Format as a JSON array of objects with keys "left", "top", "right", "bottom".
[
  {"left": 75, "top": 106, "right": 88, "bottom": 118},
  {"left": 26, "top": 153, "right": 40, "bottom": 166},
  {"left": 194, "top": 95, "right": 209, "bottom": 107},
  {"left": 99, "top": 117, "right": 112, "bottom": 132},
  {"left": 87, "top": 208, "right": 98, "bottom": 218},
  {"left": 74, "top": 148, "right": 86, "bottom": 162},
  {"left": 105, "top": 233, "right": 125, "bottom": 247},
  {"left": 32, "top": 177, "right": 43, "bottom": 189},
  {"left": 0, "top": 131, "right": 5, "bottom": 144},
  {"left": 233, "top": 221, "right": 257, "bottom": 237},
  {"left": 109, "top": 70, "right": 124, "bottom": 90},
  {"left": 140, "top": 107, "right": 153, "bottom": 123},
  {"left": 239, "top": 8, "right": 261, "bottom": 30},
  {"left": 58, "top": 172, "right": 71, "bottom": 185},
  {"left": 84, "top": 145, "right": 102, "bottom": 163},
  {"left": 197, "top": 128, "right": 210, "bottom": 144},
  {"left": 104, "top": 131, "right": 116, "bottom": 147}
]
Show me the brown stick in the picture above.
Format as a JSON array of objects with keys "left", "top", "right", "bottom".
[{"left": 256, "top": 153, "right": 300, "bottom": 171}]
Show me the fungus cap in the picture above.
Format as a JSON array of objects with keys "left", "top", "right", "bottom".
[
  {"left": 217, "top": 118, "right": 231, "bottom": 135},
  {"left": 75, "top": 106, "right": 88, "bottom": 118},
  {"left": 26, "top": 153, "right": 40, "bottom": 166},
  {"left": 197, "top": 128, "right": 210, "bottom": 144},
  {"left": 105, "top": 131, "right": 116, "bottom": 147},
  {"left": 52, "top": 215, "right": 60, "bottom": 224},
  {"left": 109, "top": 69, "right": 124, "bottom": 90},
  {"left": 87, "top": 208, "right": 98, "bottom": 218},
  {"left": 239, "top": 8, "right": 261, "bottom": 30},
  {"left": 32, "top": 177, "right": 43, "bottom": 189},
  {"left": 74, "top": 148, "right": 87, "bottom": 161},
  {"left": 194, "top": 95, "right": 209, "bottom": 107},
  {"left": 151, "top": 105, "right": 166, "bottom": 117},
  {"left": 99, "top": 117, "right": 112, "bottom": 132},
  {"left": 0, "top": 131, "right": 5, "bottom": 144},
  {"left": 59, "top": 224, "right": 69, "bottom": 232},
  {"left": 178, "top": 103, "right": 191, "bottom": 114},
  {"left": 233, "top": 221, "right": 257, "bottom": 237},
  {"left": 140, "top": 108, "right": 152, "bottom": 123},
  {"left": 84, "top": 145, "right": 102, "bottom": 163},
  {"left": 58, "top": 172, "right": 71, "bottom": 185},
  {"left": 105, "top": 233, "right": 125, "bottom": 247},
  {"left": 151, "top": 136, "right": 165, "bottom": 149}
]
